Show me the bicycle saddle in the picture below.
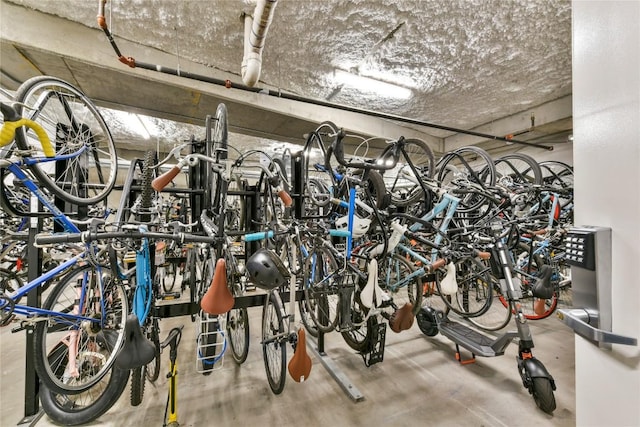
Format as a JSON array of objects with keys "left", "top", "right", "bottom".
[
  {"left": 532, "top": 264, "right": 554, "bottom": 300},
  {"left": 200, "top": 258, "right": 235, "bottom": 315},
  {"left": 288, "top": 328, "right": 312, "bottom": 382},
  {"left": 115, "top": 314, "right": 156, "bottom": 370},
  {"left": 389, "top": 302, "right": 415, "bottom": 333},
  {"left": 360, "top": 259, "right": 382, "bottom": 309}
]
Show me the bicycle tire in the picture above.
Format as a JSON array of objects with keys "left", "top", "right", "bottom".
[
  {"left": 227, "top": 306, "right": 250, "bottom": 364},
  {"left": 225, "top": 250, "right": 249, "bottom": 364},
  {"left": 302, "top": 247, "right": 340, "bottom": 334},
  {"left": 13, "top": 76, "right": 117, "bottom": 206},
  {"left": 161, "top": 261, "right": 178, "bottom": 294},
  {"left": 436, "top": 146, "right": 496, "bottom": 214},
  {"left": 386, "top": 138, "right": 436, "bottom": 208},
  {"left": 380, "top": 253, "right": 422, "bottom": 316},
  {"left": 138, "top": 150, "right": 157, "bottom": 223},
  {"left": 130, "top": 367, "right": 145, "bottom": 407},
  {"left": 0, "top": 266, "right": 24, "bottom": 294},
  {"left": 437, "top": 256, "right": 493, "bottom": 318},
  {"left": 33, "top": 264, "right": 128, "bottom": 395},
  {"left": 495, "top": 152, "right": 543, "bottom": 187},
  {"left": 39, "top": 365, "right": 129, "bottom": 426},
  {"left": 341, "top": 292, "right": 378, "bottom": 352},
  {"left": 205, "top": 103, "right": 228, "bottom": 219},
  {"left": 466, "top": 279, "right": 513, "bottom": 331},
  {"left": 262, "top": 291, "right": 286, "bottom": 394},
  {"left": 144, "top": 317, "right": 161, "bottom": 382},
  {"left": 504, "top": 243, "right": 558, "bottom": 320}
]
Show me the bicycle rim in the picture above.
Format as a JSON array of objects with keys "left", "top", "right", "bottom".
[
  {"left": 34, "top": 265, "right": 128, "bottom": 394},
  {"left": 13, "top": 76, "right": 117, "bottom": 205}
]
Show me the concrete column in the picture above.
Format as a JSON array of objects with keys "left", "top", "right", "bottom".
[{"left": 572, "top": 1, "right": 640, "bottom": 425}]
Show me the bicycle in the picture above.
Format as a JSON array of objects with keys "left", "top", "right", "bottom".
[{"left": 0, "top": 100, "right": 127, "bottom": 398}]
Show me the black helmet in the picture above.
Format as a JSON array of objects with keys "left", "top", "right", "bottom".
[
  {"left": 416, "top": 306, "right": 440, "bottom": 337},
  {"left": 246, "top": 248, "right": 291, "bottom": 290}
]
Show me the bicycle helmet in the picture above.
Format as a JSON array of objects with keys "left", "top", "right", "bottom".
[
  {"left": 416, "top": 306, "right": 439, "bottom": 337},
  {"left": 335, "top": 214, "right": 371, "bottom": 238},
  {"left": 246, "top": 248, "right": 291, "bottom": 290}
]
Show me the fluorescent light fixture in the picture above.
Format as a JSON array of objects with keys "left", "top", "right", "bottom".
[
  {"left": 125, "top": 112, "right": 151, "bottom": 140},
  {"left": 333, "top": 69, "right": 412, "bottom": 100}
]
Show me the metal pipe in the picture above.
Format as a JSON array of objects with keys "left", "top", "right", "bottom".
[{"left": 241, "top": 0, "right": 278, "bottom": 86}]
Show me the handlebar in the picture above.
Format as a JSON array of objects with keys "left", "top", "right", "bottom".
[
  {"left": 324, "top": 126, "right": 399, "bottom": 172},
  {"left": 151, "top": 150, "right": 292, "bottom": 207},
  {"left": 34, "top": 229, "right": 218, "bottom": 246},
  {"left": 0, "top": 102, "right": 55, "bottom": 156}
]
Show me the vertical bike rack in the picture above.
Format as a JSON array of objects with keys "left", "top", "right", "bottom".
[{"left": 290, "top": 150, "right": 364, "bottom": 402}]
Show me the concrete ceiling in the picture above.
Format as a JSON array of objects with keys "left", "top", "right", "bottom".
[{"left": 0, "top": 0, "right": 572, "bottom": 159}]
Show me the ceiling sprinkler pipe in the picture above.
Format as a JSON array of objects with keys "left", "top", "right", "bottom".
[{"left": 241, "top": 0, "right": 278, "bottom": 87}]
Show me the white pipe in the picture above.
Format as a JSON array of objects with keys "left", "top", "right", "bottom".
[{"left": 241, "top": 0, "right": 278, "bottom": 87}]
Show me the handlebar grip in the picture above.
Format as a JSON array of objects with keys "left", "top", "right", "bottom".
[
  {"left": 278, "top": 190, "right": 293, "bottom": 208},
  {"left": 152, "top": 166, "right": 181, "bottom": 191},
  {"left": 0, "top": 119, "right": 54, "bottom": 157},
  {"left": 35, "top": 233, "right": 82, "bottom": 245},
  {"left": 244, "top": 231, "right": 274, "bottom": 242},
  {"left": 430, "top": 258, "right": 447, "bottom": 271},
  {"left": 329, "top": 229, "right": 351, "bottom": 238}
]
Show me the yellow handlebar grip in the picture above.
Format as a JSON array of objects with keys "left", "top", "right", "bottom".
[
  {"left": 0, "top": 121, "right": 19, "bottom": 147},
  {"left": 0, "top": 119, "right": 54, "bottom": 157}
]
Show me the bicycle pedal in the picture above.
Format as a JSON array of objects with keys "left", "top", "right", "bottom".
[{"left": 162, "top": 292, "right": 181, "bottom": 300}]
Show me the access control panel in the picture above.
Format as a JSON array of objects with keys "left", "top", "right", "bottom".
[
  {"left": 558, "top": 225, "right": 637, "bottom": 347},
  {"left": 564, "top": 229, "right": 596, "bottom": 270}
]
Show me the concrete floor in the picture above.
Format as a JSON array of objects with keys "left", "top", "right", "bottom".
[{"left": 0, "top": 294, "right": 576, "bottom": 427}]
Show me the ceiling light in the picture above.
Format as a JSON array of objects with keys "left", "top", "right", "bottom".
[
  {"left": 333, "top": 69, "right": 412, "bottom": 100},
  {"left": 125, "top": 112, "right": 151, "bottom": 140}
]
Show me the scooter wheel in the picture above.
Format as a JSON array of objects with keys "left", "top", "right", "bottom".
[{"left": 530, "top": 377, "right": 556, "bottom": 414}]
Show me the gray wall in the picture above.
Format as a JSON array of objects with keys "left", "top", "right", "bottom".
[{"left": 572, "top": 1, "right": 640, "bottom": 425}]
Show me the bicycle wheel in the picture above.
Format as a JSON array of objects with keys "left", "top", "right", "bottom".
[
  {"left": 302, "top": 247, "right": 340, "bottom": 334},
  {"left": 13, "top": 76, "right": 117, "bottom": 206},
  {"left": 341, "top": 291, "right": 378, "bottom": 352},
  {"left": 262, "top": 291, "right": 286, "bottom": 394},
  {"left": 130, "top": 367, "right": 145, "bottom": 407},
  {"left": 0, "top": 266, "right": 24, "bottom": 294},
  {"left": 33, "top": 264, "right": 128, "bottom": 395},
  {"left": 227, "top": 306, "right": 249, "bottom": 364},
  {"left": 494, "top": 153, "right": 542, "bottom": 215},
  {"left": 437, "top": 256, "right": 493, "bottom": 318},
  {"left": 466, "top": 278, "right": 512, "bottom": 331},
  {"left": 138, "top": 150, "right": 157, "bottom": 223},
  {"left": 380, "top": 253, "right": 422, "bottom": 316},
  {"left": 436, "top": 146, "right": 496, "bottom": 215},
  {"left": 386, "top": 138, "right": 436, "bottom": 208},
  {"left": 161, "top": 261, "right": 178, "bottom": 293},
  {"left": 494, "top": 153, "right": 543, "bottom": 187},
  {"left": 226, "top": 253, "right": 249, "bottom": 364},
  {"left": 144, "top": 317, "right": 161, "bottom": 382},
  {"left": 39, "top": 363, "right": 129, "bottom": 426},
  {"left": 507, "top": 243, "right": 558, "bottom": 320},
  {"left": 205, "top": 103, "right": 228, "bottom": 219}
]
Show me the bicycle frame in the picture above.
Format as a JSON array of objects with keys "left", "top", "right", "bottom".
[{"left": 0, "top": 159, "right": 111, "bottom": 326}]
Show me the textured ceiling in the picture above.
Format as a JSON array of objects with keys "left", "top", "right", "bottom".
[{"left": 2, "top": 0, "right": 572, "bottom": 156}]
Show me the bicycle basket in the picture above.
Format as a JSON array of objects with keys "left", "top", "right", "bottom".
[{"left": 246, "top": 248, "right": 291, "bottom": 290}]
